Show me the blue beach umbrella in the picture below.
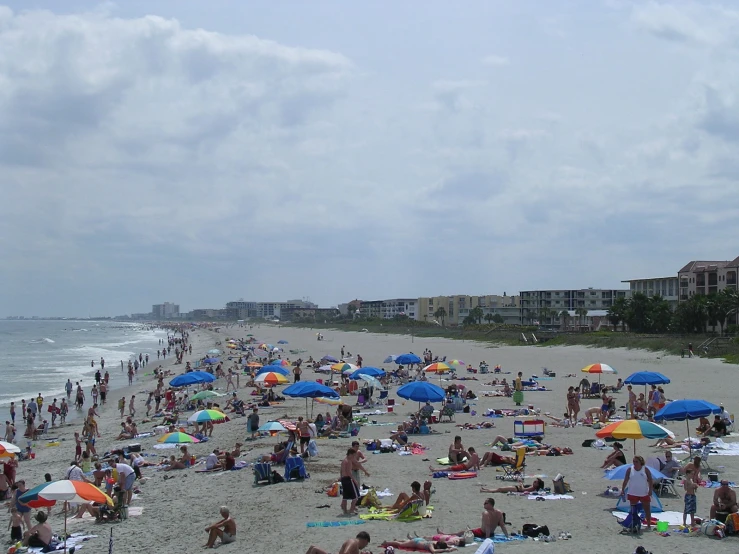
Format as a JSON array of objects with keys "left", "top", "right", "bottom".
[
  {"left": 277, "top": 340, "right": 288, "bottom": 344},
  {"left": 350, "top": 367, "right": 386, "bottom": 379},
  {"left": 383, "top": 355, "right": 398, "bottom": 364},
  {"left": 203, "top": 357, "right": 220, "bottom": 364},
  {"left": 284, "top": 380, "right": 340, "bottom": 417},
  {"left": 604, "top": 463, "right": 669, "bottom": 482},
  {"left": 624, "top": 372, "right": 670, "bottom": 386},
  {"left": 397, "top": 381, "right": 445, "bottom": 403},
  {"left": 321, "top": 355, "right": 339, "bottom": 363},
  {"left": 169, "top": 371, "right": 216, "bottom": 387},
  {"left": 655, "top": 399, "right": 722, "bottom": 455},
  {"left": 395, "top": 353, "right": 422, "bottom": 365},
  {"left": 258, "top": 421, "right": 287, "bottom": 432}
]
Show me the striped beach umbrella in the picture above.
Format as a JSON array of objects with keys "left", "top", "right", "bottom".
[
  {"left": 190, "top": 390, "right": 222, "bottom": 402},
  {"left": 268, "top": 359, "right": 290, "bottom": 367},
  {"left": 424, "top": 362, "right": 452, "bottom": 373},
  {"left": 595, "top": 419, "right": 674, "bottom": 453},
  {"left": 0, "top": 441, "right": 20, "bottom": 458},
  {"left": 447, "top": 359, "right": 466, "bottom": 368},
  {"left": 158, "top": 431, "right": 200, "bottom": 444},
  {"left": 331, "top": 362, "right": 357, "bottom": 373},
  {"left": 581, "top": 363, "right": 617, "bottom": 374},
  {"left": 187, "top": 409, "right": 229, "bottom": 424},
  {"left": 255, "top": 372, "right": 289, "bottom": 386}
]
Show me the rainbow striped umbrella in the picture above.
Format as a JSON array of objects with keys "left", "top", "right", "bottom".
[
  {"left": 424, "top": 362, "right": 452, "bottom": 373},
  {"left": 255, "top": 372, "right": 289, "bottom": 386},
  {"left": 158, "top": 431, "right": 200, "bottom": 444},
  {"left": 448, "top": 359, "right": 466, "bottom": 368},
  {"left": 595, "top": 419, "right": 673, "bottom": 453},
  {"left": 188, "top": 409, "right": 229, "bottom": 424},
  {"left": 268, "top": 359, "right": 290, "bottom": 367}
]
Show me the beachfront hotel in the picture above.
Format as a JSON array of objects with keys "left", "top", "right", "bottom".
[
  {"left": 620, "top": 277, "right": 679, "bottom": 309},
  {"left": 519, "top": 289, "right": 628, "bottom": 328},
  {"left": 417, "top": 295, "right": 521, "bottom": 326}
]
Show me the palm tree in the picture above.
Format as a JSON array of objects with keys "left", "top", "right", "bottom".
[
  {"left": 575, "top": 307, "right": 588, "bottom": 329},
  {"left": 484, "top": 313, "right": 494, "bottom": 324},
  {"left": 470, "top": 306, "right": 484, "bottom": 324},
  {"left": 540, "top": 306, "right": 552, "bottom": 327},
  {"left": 559, "top": 310, "right": 570, "bottom": 331},
  {"left": 433, "top": 307, "right": 447, "bottom": 327}
]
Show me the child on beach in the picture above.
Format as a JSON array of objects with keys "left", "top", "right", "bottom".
[
  {"left": 683, "top": 468, "right": 698, "bottom": 527},
  {"left": 8, "top": 506, "right": 23, "bottom": 543},
  {"left": 118, "top": 397, "right": 126, "bottom": 418}
]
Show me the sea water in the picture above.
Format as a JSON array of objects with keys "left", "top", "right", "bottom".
[{"left": 0, "top": 320, "right": 167, "bottom": 409}]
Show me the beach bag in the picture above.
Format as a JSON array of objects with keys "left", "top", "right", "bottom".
[
  {"left": 725, "top": 513, "right": 739, "bottom": 535},
  {"left": 522, "top": 524, "right": 549, "bottom": 538},
  {"left": 463, "top": 530, "right": 475, "bottom": 544},
  {"left": 327, "top": 482, "right": 340, "bottom": 497},
  {"left": 307, "top": 440, "right": 318, "bottom": 457},
  {"left": 553, "top": 474, "right": 572, "bottom": 494},
  {"left": 360, "top": 488, "right": 380, "bottom": 508},
  {"left": 271, "top": 471, "right": 284, "bottom": 483}
]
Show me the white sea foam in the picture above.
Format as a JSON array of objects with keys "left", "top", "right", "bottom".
[{"left": 29, "top": 337, "right": 55, "bottom": 343}]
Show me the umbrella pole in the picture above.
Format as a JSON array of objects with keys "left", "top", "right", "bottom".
[
  {"left": 687, "top": 420, "right": 692, "bottom": 458},
  {"left": 64, "top": 500, "right": 68, "bottom": 553}
]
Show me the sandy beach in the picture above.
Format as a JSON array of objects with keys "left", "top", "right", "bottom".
[{"left": 5, "top": 324, "right": 739, "bottom": 554}]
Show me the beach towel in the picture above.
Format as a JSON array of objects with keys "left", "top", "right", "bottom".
[
  {"left": 612, "top": 510, "right": 684, "bottom": 526},
  {"left": 702, "top": 481, "right": 736, "bottom": 488},
  {"left": 526, "top": 494, "right": 574, "bottom": 500},
  {"left": 306, "top": 520, "right": 365, "bottom": 527},
  {"left": 448, "top": 471, "right": 477, "bottom": 480},
  {"left": 436, "top": 456, "right": 467, "bottom": 465},
  {"left": 474, "top": 539, "right": 495, "bottom": 554},
  {"left": 474, "top": 534, "right": 528, "bottom": 544}
]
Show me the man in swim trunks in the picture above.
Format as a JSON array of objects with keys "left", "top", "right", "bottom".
[
  {"left": 437, "top": 497, "right": 508, "bottom": 540},
  {"left": 428, "top": 447, "right": 480, "bottom": 472},
  {"left": 22, "top": 511, "right": 52, "bottom": 549},
  {"left": 711, "top": 480, "right": 738, "bottom": 519},
  {"left": 340, "top": 448, "right": 361, "bottom": 515},
  {"left": 298, "top": 416, "right": 311, "bottom": 455},
  {"left": 305, "top": 531, "right": 371, "bottom": 554},
  {"left": 448, "top": 436, "right": 467, "bottom": 464},
  {"left": 481, "top": 450, "right": 516, "bottom": 466},
  {"left": 203, "top": 506, "right": 236, "bottom": 548},
  {"left": 114, "top": 460, "right": 136, "bottom": 505}
]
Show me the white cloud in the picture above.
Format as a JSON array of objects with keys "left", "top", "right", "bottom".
[
  {"left": 631, "top": 2, "right": 734, "bottom": 46},
  {"left": 481, "top": 54, "right": 509, "bottom": 66}
]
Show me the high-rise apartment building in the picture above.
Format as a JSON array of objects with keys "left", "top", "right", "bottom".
[{"left": 152, "top": 302, "right": 180, "bottom": 319}]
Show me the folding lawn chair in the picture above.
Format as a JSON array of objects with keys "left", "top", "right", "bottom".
[
  {"left": 497, "top": 448, "right": 526, "bottom": 480},
  {"left": 378, "top": 390, "right": 389, "bottom": 404},
  {"left": 284, "top": 455, "right": 309, "bottom": 481},
  {"left": 253, "top": 462, "right": 273, "bottom": 485}
]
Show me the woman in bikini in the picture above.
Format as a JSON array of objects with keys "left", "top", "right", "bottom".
[
  {"left": 601, "top": 442, "right": 627, "bottom": 469},
  {"left": 566, "top": 387, "right": 578, "bottom": 423},
  {"left": 380, "top": 538, "right": 455, "bottom": 553},
  {"left": 480, "top": 478, "right": 545, "bottom": 494}
]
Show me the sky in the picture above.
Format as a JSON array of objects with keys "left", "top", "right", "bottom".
[{"left": 2, "top": 1, "right": 739, "bottom": 316}]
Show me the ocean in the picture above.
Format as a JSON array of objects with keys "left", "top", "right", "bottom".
[{"left": 0, "top": 320, "right": 167, "bottom": 409}]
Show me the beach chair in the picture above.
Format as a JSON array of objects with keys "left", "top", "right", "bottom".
[
  {"left": 273, "top": 441, "right": 294, "bottom": 465},
  {"left": 440, "top": 404, "right": 455, "bottom": 423},
  {"left": 497, "top": 448, "right": 526, "bottom": 481},
  {"left": 284, "top": 455, "right": 309, "bottom": 481},
  {"left": 378, "top": 390, "right": 389, "bottom": 404},
  {"left": 698, "top": 445, "right": 714, "bottom": 471},
  {"left": 646, "top": 457, "right": 678, "bottom": 496},
  {"left": 253, "top": 462, "right": 273, "bottom": 485}
]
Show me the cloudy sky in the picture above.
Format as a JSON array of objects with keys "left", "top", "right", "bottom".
[{"left": 2, "top": 1, "right": 738, "bottom": 316}]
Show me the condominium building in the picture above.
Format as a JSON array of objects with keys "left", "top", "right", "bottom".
[
  {"left": 678, "top": 258, "right": 739, "bottom": 301},
  {"left": 152, "top": 302, "right": 180, "bottom": 319},
  {"left": 519, "top": 289, "right": 628, "bottom": 326},
  {"left": 417, "top": 295, "right": 521, "bottom": 325},
  {"left": 621, "top": 277, "right": 679, "bottom": 309},
  {"left": 224, "top": 299, "right": 317, "bottom": 320},
  {"left": 357, "top": 298, "right": 417, "bottom": 320}
]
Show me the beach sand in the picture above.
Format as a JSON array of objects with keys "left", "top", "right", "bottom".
[{"left": 7, "top": 324, "right": 739, "bottom": 554}]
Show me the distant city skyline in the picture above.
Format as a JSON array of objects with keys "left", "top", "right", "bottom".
[{"left": 2, "top": 2, "right": 739, "bottom": 316}]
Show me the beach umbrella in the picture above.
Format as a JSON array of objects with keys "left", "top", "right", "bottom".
[
  {"left": 358, "top": 373, "right": 385, "bottom": 392},
  {"left": 331, "top": 362, "right": 358, "bottom": 373},
  {"left": 278, "top": 340, "right": 288, "bottom": 344},
  {"left": 20, "top": 479, "right": 113, "bottom": 553},
  {"left": 315, "top": 364, "right": 333, "bottom": 373},
  {"left": 246, "top": 334, "right": 254, "bottom": 337},
  {"left": 604, "top": 463, "right": 669, "bottom": 482},
  {"left": 284, "top": 381, "right": 340, "bottom": 417},
  {"left": 259, "top": 343, "right": 268, "bottom": 350},
  {"left": 350, "top": 367, "right": 386, "bottom": 379},
  {"left": 395, "top": 353, "right": 422, "bottom": 365},
  {"left": 257, "top": 366, "right": 289, "bottom": 377},
  {"left": 582, "top": 363, "right": 617, "bottom": 384},
  {"left": 448, "top": 359, "right": 466, "bottom": 368},
  {"left": 397, "top": 381, "right": 445, "bottom": 404},
  {"left": 624, "top": 371, "right": 671, "bottom": 397},
  {"left": 15, "top": 482, "right": 56, "bottom": 508},
  {"left": 158, "top": 431, "right": 200, "bottom": 444},
  {"left": 424, "top": 362, "right": 452, "bottom": 373},
  {"left": 595, "top": 419, "right": 674, "bottom": 453},
  {"left": 255, "top": 372, "right": 289, "bottom": 386},
  {"left": 321, "top": 355, "right": 339, "bottom": 363},
  {"left": 169, "top": 371, "right": 216, "bottom": 387},
  {"left": 268, "top": 359, "right": 290, "bottom": 367},
  {"left": 203, "top": 357, "right": 220, "bottom": 364},
  {"left": 383, "top": 355, "right": 398, "bottom": 364},
  {"left": 258, "top": 421, "right": 287, "bottom": 432},
  {"left": 655, "top": 399, "right": 722, "bottom": 456},
  {"left": 0, "top": 441, "right": 20, "bottom": 458},
  {"left": 246, "top": 361, "right": 263, "bottom": 369},
  {"left": 271, "top": 347, "right": 281, "bottom": 352},
  {"left": 207, "top": 349, "right": 221, "bottom": 355},
  {"left": 254, "top": 349, "right": 269, "bottom": 356},
  {"left": 188, "top": 409, "right": 229, "bottom": 424},
  {"left": 190, "top": 390, "right": 223, "bottom": 402}
]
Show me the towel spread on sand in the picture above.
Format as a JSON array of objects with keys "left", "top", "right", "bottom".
[
  {"left": 474, "top": 534, "right": 529, "bottom": 544},
  {"left": 526, "top": 494, "right": 574, "bottom": 500},
  {"left": 612, "top": 510, "right": 685, "bottom": 526},
  {"left": 306, "top": 520, "right": 365, "bottom": 527},
  {"left": 28, "top": 533, "right": 98, "bottom": 553},
  {"left": 702, "top": 481, "right": 736, "bottom": 488}
]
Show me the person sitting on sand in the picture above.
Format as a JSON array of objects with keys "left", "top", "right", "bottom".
[
  {"left": 22, "top": 511, "right": 52, "bottom": 549},
  {"left": 205, "top": 449, "right": 223, "bottom": 471},
  {"left": 390, "top": 424, "right": 408, "bottom": 446},
  {"left": 480, "top": 478, "right": 545, "bottom": 494},
  {"left": 388, "top": 480, "right": 432, "bottom": 511},
  {"left": 165, "top": 446, "right": 191, "bottom": 470},
  {"left": 649, "top": 436, "right": 676, "bottom": 448},
  {"left": 543, "top": 413, "right": 573, "bottom": 428},
  {"left": 305, "top": 531, "right": 371, "bottom": 554},
  {"left": 380, "top": 539, "right": 455, "bottom": 553},
  {"left": 480, "top": 451, "right": 516, "bottom": 466},
  {"left": 601, "top": 442, "right": 627, "bottom": 469},
  {"left": 696, "top": 416, "right": 711, "bottom": 434},
  {"left": 203, "top": 506, "right": 237, "bottom": 549},
  {"left": 437, "top": 498, "right": 508, "bottom": 540},
  {"left": 116, "top": 422, "right": 134, "bottom": 441},
  {"left": 448, "top": 436, "right": 468, "bottom": 464},
  {"left": 429, "top": 447, "right": 480, "bottom": 472}
]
